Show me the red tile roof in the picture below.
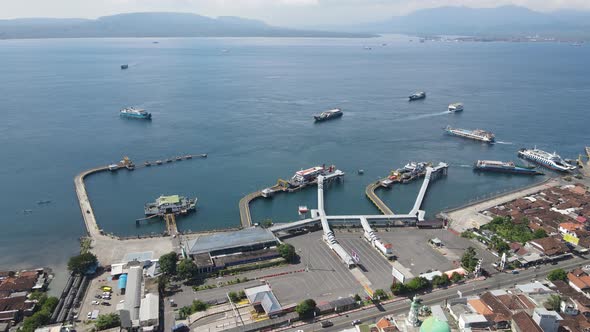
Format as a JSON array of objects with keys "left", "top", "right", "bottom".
[{"left": 511, "top": 311, "right": 542, "bottom": 332}]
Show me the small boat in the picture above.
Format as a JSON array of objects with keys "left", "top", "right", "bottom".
[
  {"left": 448, "top": 103, "right": 463, "bottom": 112},
  {"left": 108, "top": 164, "right": 120, "bottom": 171},
  {"left": 358, "top": 169, "right": 365, "bottom": 175},
  {"left": 201, "top": 154, "right": 208, "bottom": 158},
  {"left": 185, "top": 155, "right": 193, "bottom": 159},
  {"left": 126, "top": 163, "right": 135, "bottom": 170},
  {"left": 156, "top": 160, "right": 163, "bottom": 165},
  {"left": 176, "top": 156, "right": 182, "bottom": 161},
  {"left": 298, "top": 206, "right": 309, "bottom": 214},
  {"left": 409, "top": 92, "right": 426, "bottom": 101},
  {"left": 314, "top": 109, "right": 343, "bottom": 122},
  {"left": 144, "top": 161, "right": 151, "bottom": 167},
  {"left": 121, "top": 64, "right": 128, "bottom": 70},
  {"left": 37, "top": 200, "right": 52, "bottom": 205},
  {"left": 165, "top": 159, "right": 173, "bottom": 163}
]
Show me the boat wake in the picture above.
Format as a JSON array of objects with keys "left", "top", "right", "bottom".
[
  {"left": 455, "top": 164, "right": 472, "bottom": 168},
  {"left": 395, "top": 111, "right": 449, "bottom": 122},
  {"left": 494, "top": 141, "right": 513, "bottom": 145}
]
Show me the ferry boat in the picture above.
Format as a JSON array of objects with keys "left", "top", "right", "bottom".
[
  {"left": 518, "top": 148, "right": 576, "bottom": 172},
  {"left": 474, "top": 160, "right": 543, "bottom": 175},
  {"left": 298, "top": 206, "right": 309, "bottom": 214},
  {"left": 448, "top": 103, "right": 464, "bottom": 112},
  {"left": 144, "top": 195, "right": 197, "bottom": 216},
  {"left": 289, "top": 164, "right": 341, "bottom": 188},
  {"left": 314, "top": 108, "right": 343, "bottom": 122},
  {"left": 120, "top": 107, "right": 151, "bottom": 120},
  {"left": 409, "top": 91, "right": 426, "bottom": 101},
  {"left": 445, "top": 126, "right": 495, "bottom": 143}
]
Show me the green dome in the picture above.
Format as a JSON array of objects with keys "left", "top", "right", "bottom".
[{"left": 420, "top": 317, "right": 451, "bottom": 332}]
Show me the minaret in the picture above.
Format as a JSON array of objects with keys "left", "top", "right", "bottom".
[{"left": 407, "top": 296, "right": 421, "bottom": 327}]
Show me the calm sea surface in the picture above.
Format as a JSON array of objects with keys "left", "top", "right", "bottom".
[{"left": 1, "top": 35, "right": 589, "bottom": 274}]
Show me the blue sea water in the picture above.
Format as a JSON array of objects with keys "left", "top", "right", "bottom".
[{"left": 1, "top": 35, "right": 589, "bottom": 271}]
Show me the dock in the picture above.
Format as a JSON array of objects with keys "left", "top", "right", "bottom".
[
  {"left": 74, "top": 166, "right": 110, "bottom": 239},
  {"left": 239, "top": 191, "right": 263, "bottom": 228},
  {"left": 365, "top": 181, "right": 394, "bottom": 215}
]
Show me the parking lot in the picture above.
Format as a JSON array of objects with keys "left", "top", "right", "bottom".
[{"left": 76, "top": 271, "right": 123, "bottom": 331}]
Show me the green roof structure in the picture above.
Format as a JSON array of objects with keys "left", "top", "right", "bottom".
[
  {"left": 420, "top": 317, "right": 451, "bottom": 332},
  {"left": 158, "top": 195, "right": 180, "bottom": 205}
]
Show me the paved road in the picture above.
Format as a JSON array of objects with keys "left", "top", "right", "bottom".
[{"left": 281, "top": 255, "right": 589, "bottom": 332}]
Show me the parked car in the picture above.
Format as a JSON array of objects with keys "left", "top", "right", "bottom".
[{"left": 351, "top": 319, "right": 362, "bottom": 325}]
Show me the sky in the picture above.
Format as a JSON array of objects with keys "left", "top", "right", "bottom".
[{"left": 1, "top": 0, "right": 590, "bottom": 26}]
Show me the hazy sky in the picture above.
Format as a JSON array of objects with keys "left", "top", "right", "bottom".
[{"left": 2, "top": 0, "right": 590, "bottom": 26}]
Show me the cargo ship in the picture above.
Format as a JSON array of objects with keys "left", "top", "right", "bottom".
[
  {"left": 314, "top": 108, "right": 343, "bottom": 122},
  {"left": 518, "top": 148, "right": 576, "bottom": 172},
  {"left": 120, "top": 107, "right": 152, "bottom": 120},
  {"left": 474, "top": 160, "right": 543, "bottom": 175},
  {"left": 445, "top": 126, "right": 495, "bottom": 143},
  {"left": 144, "top": 195, "right": 197, "bottom": 216},
  {"left": 409, "top": 91, "right": 426, "bottom": 101},
  {"left": 448, "top": 103, "right": 464, "bottom": 112}
]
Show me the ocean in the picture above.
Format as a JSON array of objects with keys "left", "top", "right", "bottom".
[{"left": 1, "top": 35, "right": 588, "bottom": 278}]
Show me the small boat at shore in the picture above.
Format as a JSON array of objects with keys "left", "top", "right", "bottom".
[{"left": 298, "top": 205, "right": 309, "bottom": 214}]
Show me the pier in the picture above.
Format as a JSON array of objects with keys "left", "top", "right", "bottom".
[
  {"left": 74, "top": 166, "right": 110, "bottom": 239},
  {"left": 239, "top": 191, "right": 262, "bottom": 228},
  {"left": 164, "top": 214, "right": 178, "bottom": 236},
  {"left": 365, "top": 181, "right": 395, "bottom": 215}
]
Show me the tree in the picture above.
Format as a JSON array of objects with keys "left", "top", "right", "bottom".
[
  {"left": 406, "top": 277, "right": 430, "bottom": 292},
  {"left": 191, "top": 300, "right": 208, "bottom": 312},
  {"left": 278, "top": 243, "right": 297, "bottom": 263},
  {"left": 94, "top": 313, "right": 121, "bottom": 330},
  {"left": 533, "top": 229, "right": 548, "bottom": 239},
  {"left": 177, "top": 259, "right": 198, "bottom": 280},
  {"left": 461, "top": 247, "right": 479, "bottom": 272},
  {"left": 238, "top": 290, "right": 246, "bottom": 300},
  {"left": 547, "top": 268, "right": 568, "bottom": 282},
  {"left": 228, "top": 291, "right": 239, "bottom": 302},
  {"left": 391, "top": 282, "right": 408, "bottom": 295},
  {"left": 432, "top": 274, "right": 450, "bottom": 288},
  {"left": 373, "top": 289, "right": 388, "bottom": 301},
  {"left": 450, "top": 272, "right": 464, "bottom": 283},
  {"left": 295, "top": 299, "right": 317, "bottom": 318},
  {"left": 67, "top": 252, "right": 98, "bottom": 275},
  {"left": 261, "top": 219, "right": 273, "bottom": 228},
  {"left": 157, "top": 275, "right": 170, "bottom": 293},
  {"left": 159, "top": 252, "right": 178, "bottom": 276},
  {"left": 545, "top": 295, "right": 561, "bottom": 312},
  {"left": 353, "top": 294, "right": 362, "bottom": 302}
]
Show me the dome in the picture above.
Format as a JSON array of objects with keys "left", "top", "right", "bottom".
[{"left": 420, "top": 317, "right": 451, "bottom": 332}]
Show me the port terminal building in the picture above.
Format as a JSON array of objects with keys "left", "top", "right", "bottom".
[{"left": 183, "top": 227, "right": 280, "bottom": 274}]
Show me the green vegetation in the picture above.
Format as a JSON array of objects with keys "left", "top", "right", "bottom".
[
  {"left": 20, "top": 296, "right": 59, "bottom": 332},
  {"left": 461, "top": 230, "right": 476, "bottom": 239},
  {"left": 481, "top": 216, "right": 546, "bottom": 244},
  {"left": 94, "top": 313, "right": 121, "bottom": 330},
  {"left": 545, "top": 294, "right": 562, "bottom": 312},
  {"left": 547, "top": 268, "right": 568, "bottom": 282},
  {"left": 80, "top": 237, "right": 92, "bottom": 254},
  {"left": 295, "top": 299, "right": 317, "bottom": 318},
  {"left": 432, "top": 274, "right": 451, "bottom": 288},
  {"left": 373, "top": 289, "right": 388, "bottom": 301},
  {"left": 67, "top": 252, "right": 98, "bottom": 274},
  {"left": 353, "top": 294, "right": 362, "bottom": 302},
  {"left": 228, "top": 291, "right": 247, "bottom": 302},
  {"left": 261, "top": 219, "right": 273, "bottom": 228},
  {"left": 159, "top": 252, "right": 178, "bottom": 276},
  {"left": 177, "top": 259, "right": 198, "bottom": 280},
  {"left": 489, "top": 236, "right": 510, "bottom": 255},
  {"left": 390, "top": 277, "right": 430, "bottom": 296},
  {"left": 461, "top": 247, "right": 479, "bottom": 272},
  {"left": 450, "top": 272, "right": 464, "bottom": 283},
  {"left": 219, "top": 257, "right": 286, "bottom": 274},
  {"left": 277, "top": 243, "right": 297, "bottom": 263},
  {"left": 178, "top": 300, "right": 209, "bottom": 319}
]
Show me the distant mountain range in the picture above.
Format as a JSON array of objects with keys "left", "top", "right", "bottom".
[
  {"left": 0, "top": 12, "right": 374, "bottom": 39},
  {"left": 343, "top": 6, "right": 590, "bottom": 40}
]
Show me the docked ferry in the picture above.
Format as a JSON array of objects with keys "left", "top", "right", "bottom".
[
  {"left": 120, "top": 107, "right": 152, "bottom": 120},
  {"left": 314, "top": 108, "right": 343, "bottom": 122},
  {"left": 289, "top": 164, "right": 341, "bottom": 187},
  {"left": 448, "top": 103, "right": 464, "bottom": 112},
  {"left": 144, "top": 195, "right": 197, "bottom": 216},
  {"left": 409, "top": 91, "right": 426, "bottom": 101},
  {"left": 474, "top": 160, "right": 543, "bottom": 175},
  {"left": 518, "top": 148, "right": 576, "bottom": 172},
  {"left": 445, "top": 126, "right": 495, "bottom": 143}
]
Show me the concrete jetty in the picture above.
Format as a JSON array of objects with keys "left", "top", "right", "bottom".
[
  {"left": 238, "top": 191, "right": 262, "bottom": 228},
  {"left": 365, "top": 181, "right": 395, "bottom": 215},
  {"left": 74, "top": 166, "right": 110, "bottom": 239}
]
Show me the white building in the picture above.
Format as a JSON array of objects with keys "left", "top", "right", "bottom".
[{"left": 532, "top": 308, "right": 562, "bottom": 332}]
